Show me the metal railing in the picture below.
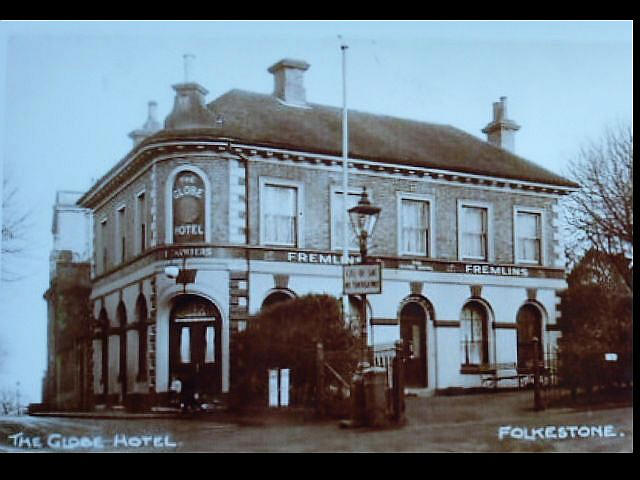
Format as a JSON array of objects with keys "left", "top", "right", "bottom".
[{"left": 373, "top": 344, "right": 396, "bottom": 388}]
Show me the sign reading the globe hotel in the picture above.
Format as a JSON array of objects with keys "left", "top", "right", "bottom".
[{"left": 173, "top": 171, "right": 205, "bottom": 243}]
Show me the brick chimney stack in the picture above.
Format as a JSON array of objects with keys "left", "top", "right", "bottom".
[
  {"left": 268, "top": 58, "right": 310, "bottom": 107},
  {"left": 482, "top": 96, "right": 521, "bottom": 153}
]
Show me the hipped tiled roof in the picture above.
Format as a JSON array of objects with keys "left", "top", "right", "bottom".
[
  {"left": 198, "top": 89, "right": 575, "bottom": 187},
  {"left": 79, "top": 88, "right": 578, "bottom": 207}
]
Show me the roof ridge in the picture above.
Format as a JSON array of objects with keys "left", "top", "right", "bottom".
[{"left": 209, "top": 88, "right": 453, "bottom": 129}]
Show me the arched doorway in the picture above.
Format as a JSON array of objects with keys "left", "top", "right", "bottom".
[
  {"left": 169, "top": 295, "right": 222, "bottom": 398},
  {"left": 517, "top": 303, "right": 543, "bottom": 372},
  {"left": 400, "top": 302, "right": 428, "bottom": 387},
  {"left": 261, "top": 289, "right": 295, "bottom": 310}
]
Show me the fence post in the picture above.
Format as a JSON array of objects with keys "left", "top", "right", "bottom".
[
  {"left": 533, "top": 337, "right": 543, "bottom": 411},
  {"left": 316, "top": 341, "right": 325, "bottom": 416},
  {"left": 392, "top": 340, "right": 406, "bottom": 424}
]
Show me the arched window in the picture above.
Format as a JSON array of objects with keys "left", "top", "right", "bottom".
[
  {"left": 135, "top": 295, "right": 148, "bottom": 382},
  {"left": 260, "top": 289, "right": 296, "bottom": 310},
  {"left": 460, "top": 302, "right": 489, "bottom": 366}
]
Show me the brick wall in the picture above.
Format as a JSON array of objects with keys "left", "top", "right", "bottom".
[
  {"left": 154, "top": 154, "right": 230, "bottom": 246},
  {"left": 90, "top": 152, "right": 562, "bottom": 276},
  {"left": 246, "top": 159, "right": 557, "bottom": 265},
  {"left": 93, "top": 170, "right": 152, "bottom": 275},
  {"left": 92, "top": 153, "right": 231, "bottom": 276}
]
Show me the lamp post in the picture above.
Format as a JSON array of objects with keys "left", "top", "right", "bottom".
[
  {"left": 165, "top": 256, "right": 197, "bottom": 293},
  {"left": 348, "top": 187, "right": 381, "bottom": 367}
]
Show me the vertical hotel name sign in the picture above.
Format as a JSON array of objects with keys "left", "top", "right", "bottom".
[{"left": 173, "top": 172, "right": 205, "bottom": 242}]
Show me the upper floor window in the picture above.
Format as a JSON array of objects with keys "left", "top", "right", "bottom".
[
  {"left": 398, "top": 193, "right": 434, "bottom": 257},
  {"left": 116, "top": 205, "right": 126, "bottom": 263},
  {"left": 259, "top": 177, "right": 303, "bottom": 247},
  {"left": 330, "top": 187, "right": 362, "bottom": 251},
  {"left": 515, "top": 208, "right": 543, "bottom": 265},
  {"left": 136, "top": 191, "right": 146, "bottom": 254},
  {"left": 458, "top": 201, "right": 491, "bottom": 261}
]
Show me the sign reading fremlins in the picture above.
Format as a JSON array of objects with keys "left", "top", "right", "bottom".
[{"left": 173, "top": 171, "right": 205, "bottom": 242}]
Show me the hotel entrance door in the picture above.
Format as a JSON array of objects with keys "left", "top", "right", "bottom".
[
  {"left": 169, "top": 295, "right": 222, "bottom": 398},
  {"left": 400, "top": 302, "right": 427, "bottom": 388}
]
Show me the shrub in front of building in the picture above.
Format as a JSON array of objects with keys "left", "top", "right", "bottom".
[
  {"left": 558, "top": 282, "right": 633, "bottom": 398},
  {"left": 229, "top": 294, "right": 359, "bottom": 412}
]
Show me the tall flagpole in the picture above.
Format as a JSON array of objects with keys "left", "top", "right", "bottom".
[{"left": 340, "top": 37, "right": 350, "bottom": 324}]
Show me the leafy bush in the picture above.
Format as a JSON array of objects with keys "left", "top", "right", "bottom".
[
  {"left": 230, "top": 294, "right": 359, "bottom": 409},
  {"left": 558, "top": 284, "right": 632, "bottom": 395}
]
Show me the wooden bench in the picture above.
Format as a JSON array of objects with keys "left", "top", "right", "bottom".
[{"left": 479, "top": 363, "right": 533, "bottom": 389}]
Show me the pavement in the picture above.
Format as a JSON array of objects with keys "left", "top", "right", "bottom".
[{"left": 1, "top": 390, "right": 633, "bottom": 452}]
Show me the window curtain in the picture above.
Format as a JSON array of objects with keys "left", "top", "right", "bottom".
[
  {"left": 180, "top": 327, "right": 190, "bottom": 364},
  {"left": 462, "top": 206, "right": 487, "bottom": 258},
  {"left": 517, "top": 212, "right": 540, "bottom": 262},
  {"left": 264, "top": 185, "right": 297, "bottom": 244},
  {"left": 402, "top": 199, "right": 429, "bottom": 255},
  {"left": 460, "top": 304, "right": 486, "bottom": 365},
  {"left": 205, "top": 326, "right": 215, "bottom": 364}
]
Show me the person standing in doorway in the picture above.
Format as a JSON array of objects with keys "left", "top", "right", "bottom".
[{"left": 170, "top": 375, "right": 182, "bottom": 409}]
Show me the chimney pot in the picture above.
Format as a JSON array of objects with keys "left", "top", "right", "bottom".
[
  {"left": 183, "top": 54, "right": 196, "bottom": 83},
  {"left": 129, "top": 100, "right": 161, "bottom": 147},
  {"left": 482, "top": 96, "right": 520, "bottom": 153},
  {"left": 148, "top": 101, "right": 158, "bottom": 120}
]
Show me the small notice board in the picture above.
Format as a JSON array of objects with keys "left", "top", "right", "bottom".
[{"left": 343, "top": 263, "right": 382, "bottom": 295}]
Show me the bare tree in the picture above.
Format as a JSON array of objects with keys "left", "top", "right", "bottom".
[
  {"left": 0, "top": 386, "right": 17, "bottom": 415},
  {"left": 1, "top": 175, "right": 33, "bottom": 282},
  {"left": 565, "top": 123, "right": 633, "bottom": 290}
]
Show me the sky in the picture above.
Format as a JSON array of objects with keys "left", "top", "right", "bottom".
[{"left": 0, "top": 20, "right": 633, "bottom": 404}]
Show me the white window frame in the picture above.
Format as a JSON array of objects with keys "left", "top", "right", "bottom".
[
  {"left": 513, "top": 205, "right": 545, "bottom": 266},
  {"left": 259, "top": 177, "right": 304, "bottom": 247},
  {"left": 457, "top": 200, "right": 493, "bottom": 262},
  {"left": 330, "top": 186, "right": 367, "bottom": 252},
  {"left": 397, "top": 192, "right": 435, "bottom": 257},
  {"left": 135, "top": 189, "right": 146, "bottom": 255},
  {"left": 459, "top": 300, "right": 493, "bottom": 367},
  {"left": 115, "top": 203, "right": 127, "bottom": 264}
]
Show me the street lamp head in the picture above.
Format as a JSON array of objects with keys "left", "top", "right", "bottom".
[
  {"left": 164, "top": 266, "right": 180, "bottom": 279},
  {"left": 348, "top": 187, "right": 381, "bottom": 249}
]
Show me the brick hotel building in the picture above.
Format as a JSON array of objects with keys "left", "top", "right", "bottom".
[{"left": 43, "top": 57, "right": 577, "bottom": 410}]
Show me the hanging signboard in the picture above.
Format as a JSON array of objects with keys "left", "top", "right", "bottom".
[{"left": 343, "top": 263, "right": 382, "bottom": 295}]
